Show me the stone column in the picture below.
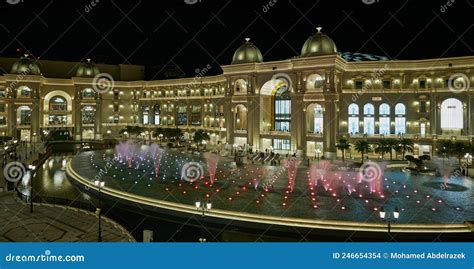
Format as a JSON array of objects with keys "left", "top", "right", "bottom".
[
  {"left": 225, "top": 97, "right": 234, "bottom": 145},
  {"left": 323, "top": 99, "right": 338, "bottom": 159},
  {"left": 74, "top": 89, "right": 82, "bottom": 141},
  {"left": 7, "top": 99, "right": 16, "bottom": 138},
  {"left": 30, "top": 97, "right": 40, "bottom": 143},
  {"left": 290, "top": 93, "right": 304, "bottom": 156},
  {"left": 95, "top": 96, "right": 102, "bottom": 140}
]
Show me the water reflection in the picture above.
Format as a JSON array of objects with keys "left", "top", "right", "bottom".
[{"left": 19, "top": 155, "right": 89, "bottom": 202}]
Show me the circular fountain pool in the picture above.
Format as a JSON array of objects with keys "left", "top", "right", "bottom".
[{"left": 67, "top": 143, "right": 473, "bottom": 229}]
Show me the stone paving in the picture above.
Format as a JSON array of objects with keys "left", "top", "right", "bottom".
[{"left": 0, "top": 192, "right": 135, "bottom": 242}]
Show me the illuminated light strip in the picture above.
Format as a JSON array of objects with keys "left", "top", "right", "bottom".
[{"left": 66, "top": 161, "right": 471, "bottom": 233}]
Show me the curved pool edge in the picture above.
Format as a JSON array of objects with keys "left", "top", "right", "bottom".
[{"left": 66, "top": 160, "right": 472, "bottom": 234}]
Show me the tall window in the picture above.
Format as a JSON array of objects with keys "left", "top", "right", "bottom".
[
  {"left": 379, "top": 103, "right": 390, "bottom": 135},
  {"left": 348, "top": 103, "right": 359, "bottom": 135},
  {"left": 274, "top": 88, "right": 291, "bottom": 132},
  {"left": 363, "top": 103, "right": 375, "bottom": 135},
  {"left": 313, "top": 104, "right": 323, "bottom": 134},
  {"left": 395, "top": 103, "right": 406, "bottom": 134},
  {"left": 82, "top": 106, "right": 95, "bottom": 124},
  {"left": 154, "top": 104, "right": 160, "bottom": 125},
  {"left": 142, "top": 106, "right": 149, "bottom": 125},
  {"left": 177, "top": 104, "right": 187, "bottom": 125},
  {"left": 441, "top": 98, "right": 463, "bottom": 130},
  {"left": 273, "top": 139, "right": 290, "bottom": 150},
  {"left": 18, "top": 106, "right": 31, "bottom": 125},
  {"left": 49, "top": 96, "right": 67, "bottom": 111}
]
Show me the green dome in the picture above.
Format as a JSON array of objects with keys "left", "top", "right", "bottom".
[
  {"left": 10, "top": 54, "right": 41, "bottom": 75},
  {"left": 301, "top": 27, "right": 337, "bottom": 57},
  {"left": 232, "top": 38, "right": 263, "bottom": 64},
  {"left": 76, "top": 59, "right": 100, "bottom": 77}
]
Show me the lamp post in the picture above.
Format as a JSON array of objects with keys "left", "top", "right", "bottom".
[
  {"left": 94, "top": 180, "right": 105, "bottom": 242},
  {"left": 195, "top": 200, "right": 212, "bottom": 216},
  {"left": 379, "top": 206, "right": 399, "bottom": 241},
  {"left": 28, "top": 165, "right": 36, "bottom": 213}
]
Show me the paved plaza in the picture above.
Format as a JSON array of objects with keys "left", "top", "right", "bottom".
[{"left": 0, "top": 192, "right": 134, "bottom": 242}]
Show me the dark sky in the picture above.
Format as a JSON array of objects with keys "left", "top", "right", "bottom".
[{"left": 0, "top": 0, "right": 472, "bottom": 77}]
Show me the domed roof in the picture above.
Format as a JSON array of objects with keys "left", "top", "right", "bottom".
[
  {"left": 10, "top": 54, "right": 41, "bottom": 75},
  {"left": 75, "top": 58, "right": 100, "bottom": 77},
  {"left": 301, "top": 27, "right": 337, "bottom": 57},
  {"left": 232, "top": 38, "right": 263, "bottom": 64}
]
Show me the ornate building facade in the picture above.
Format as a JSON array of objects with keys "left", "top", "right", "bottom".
[{"left": 0, "top": 29, "right": 473, "bottom": 159}]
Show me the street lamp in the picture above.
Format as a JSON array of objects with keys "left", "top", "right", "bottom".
[
  {"left": 94, "top": 180, "right": 105, "bottom": 242},
  {"left": 28, "top": 165, "right": 36, "bottom": 213},
  {"left": 379, "top": 206, "right": 399, "bottom": 241},
  {"left": 195, "top": 200, "right": 212, "bottom": 216}
]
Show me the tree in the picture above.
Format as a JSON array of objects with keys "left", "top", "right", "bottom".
[
  {"left": 437, "top": 140, "right": 453, "bottom": 161},
  {"left": 354, "top": 140, "right": 370, "bottom": 161},
  {"left": 193, "top": 130, "right": 210, "bottom": 145},
  {"left": 453, "top": 141, "right": 468, "bottom": 165},
  {"left": 385, "top": 138, "right": 398, "bottom": 160},
  {"left": 335, "top": 138, "right": 351, "bottom": 162},
  {"left": 119, "top": 125, "right": 144, "bottom": 138},
  {"left": 375, "top": 139, "right": 389, "bottom": 160},
  {"left": 398, "top": 138, "right": 414, "bottom": 159}
]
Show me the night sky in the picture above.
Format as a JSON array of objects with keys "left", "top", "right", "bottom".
[{"left": 0, "top": 0, "right": 472, "bottom": 76}]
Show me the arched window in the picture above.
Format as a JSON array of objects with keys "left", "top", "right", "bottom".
[
  {"left": 82, "top": 106, "right": 95, "bottom": 124},
  {"left": 177, "top": 104, "right": 187, "bottom": 125},
  {"left": 18, "top": 106, "right": 31, "bottom": 125},
  {"left": 379, "top": 103, "right": 390, "bottom": 135},
  {"left": 363, "top": 103, "right": 375, "bottom": 135},
  {"left": 83, "top": 88, "right": 95, "bottom": 98},
  {"left": 441, "top": 98, "right": 463, "bottom": 130},
  {"left": 154, "top": 104, "right": 160, "bottom": 125},
  {"left": 274, "top": 87, "right": 291, "bottom": 132},
  {"left": 142, "top": 106, "right": 149, "bottom": 125},
  {"left": 348, "top": 103, "right": 359, "bottom": 135},
  {"left": 235, "top": 105, "right": 247, "bottom": 130},
  {"left": 395, "top": 103, "right": 406, "bottom": 134},
  {"left": 313, "top": 104, "right": 323, "bottom": 134},
  {"left": 49, "top": 96, "right": 67, "bottom": 111},
  {"left": 17, "top": 86, "right": 32, "bottom": 97}
]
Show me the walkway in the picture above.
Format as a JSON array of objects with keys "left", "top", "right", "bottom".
[{"left": 0, "top": 192, "right": 135, "bottom": 242}]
